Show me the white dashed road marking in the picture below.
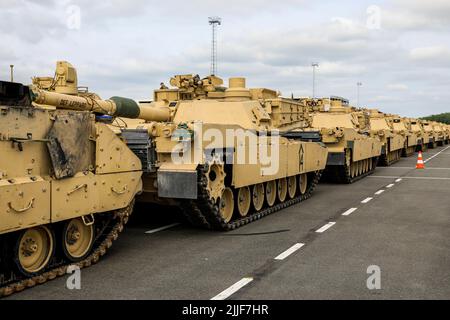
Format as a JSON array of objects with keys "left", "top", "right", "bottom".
[
  {"left": 210, "top": 147, "right": 450, "bottom": 301},
  {"left": 342, "top": 208, "right": 358, "bottom": 216},
  {"left": 361, "top": 197, "right": 373, "bottom": 203},
  {"left": 316, "top": 222, "right": 336, "bottom": 233},
  {"left": 211, "top": 278, "right": 253, "bottom": 300},
  {"left": 274, "top": 243, "right": 305, "bottom": 260},
  {"left": 369, "top": 176, "right": 450, "bottom": 180},
  {"left": 145, "top": 223, "right": 180, "bottom": 234},
  {"left": 382, "top": 167, "right": 450, "bottom": 170}
]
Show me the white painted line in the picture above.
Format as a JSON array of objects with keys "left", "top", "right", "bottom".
[
  {"left": 395, "top": 178, "right": 402, "bottom": 182},
  {"left": 274, "top": 243, "right": 305, "bottom": 260},
  {"left": 375, "top": 190, "right": 385, "bottom": 195},
  {"left": 342, "top": 208, "right": 358, "bottom": 216},
  {"left": 386, "top": 184, "right": 395, "bottom": 188},
  {"left": 378, "top": 167, "right": 412, "bottom": 169},
  {"left": 423, "top": 152, "right": 450, "bottom": 155},
  {"left": 370, "top": 176, "right": 450, "bottom": 181},
  {"left": 361, "top": 197, "right": 373, "bottom": 204},
  {"left": 424, "top": 146, "right": 450, "bottom": 163},
  {"left": 368, "top": 175, "right": 401, "bottom": 179},
  {"left": 211, "top": 278, "right": 253, "bottom": 300},
  {"left": 145, "top": 223, "right": 180, "bottom": 234},
  {"left": 316, "top": 222, "right": 336, "bottom": 233},
  {"left": 381, "top": 167, "right": 450, "bottom": 170}
]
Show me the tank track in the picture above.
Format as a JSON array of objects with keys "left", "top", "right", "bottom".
[
  {"left": 323, "top": 157, "right": 378, "bottom": 184},
  {"left": 0, "top": 201, "right": 134, "bottom": 298},
  {"left": 378, "top": 150, "right": 401, "bottom": 166},
  {"left": 181, "top": 166, "right": 322, "bottom": 231},
  {"left": 402, "top": 146, "right": 416, "bottom": 157}
]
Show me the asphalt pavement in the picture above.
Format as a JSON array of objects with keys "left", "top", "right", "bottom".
[{"left": 7, "top": 145, "right": 450, "bottom": 300}]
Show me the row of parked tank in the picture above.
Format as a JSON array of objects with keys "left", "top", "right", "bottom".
[
  {"left": 306, "top": 97, "right": 449, "bottom": 183},
  {"left": 0, "top": 61, "right": 447, "bottom": 297}
]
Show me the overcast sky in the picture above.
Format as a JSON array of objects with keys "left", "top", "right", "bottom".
[{"left": 1, "top": 0, "right": 450, "bottom": 117}]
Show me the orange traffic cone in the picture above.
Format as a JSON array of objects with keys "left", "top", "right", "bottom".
[{"left": 416, "top": 151, "right": 425, "bottom": 169}]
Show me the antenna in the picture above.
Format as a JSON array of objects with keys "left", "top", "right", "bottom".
[{"left": 208, "top": 16, "right": 222, "bottom": 76}]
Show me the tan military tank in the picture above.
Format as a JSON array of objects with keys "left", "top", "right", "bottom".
[
  {"left": 120, "top": 74, "right": 328, "bottom": 230},
  {"left": 302, "top": 97, "right": 382, "bottom": 183},
  {"left": 431, "top": 121, "right": 446, "bottom": 146},
  {"left": 403, "top": 118, "right": 425, "bottom": 153},
  {"left": 443, "top": 124, "right": 450, "bottom": 145},
  {"left": 421, "top": 120, "right": 438, "bottom": 148},
  {"left": 367, "top": 110, "right": 405, "bottom": 165},
  {"left": 0, "top": 62, "right": 143, "bottom": 297},
  {"left": 389, "top": 116, "right": 413, "bottom": 157}
]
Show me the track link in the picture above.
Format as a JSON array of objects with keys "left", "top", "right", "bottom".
[
  {"left": 378, "top": 150, "right": 402, "bottom": 166},
  {"left": 182, "top": 167, "right": 322, "bottom": 231},
  {"left": 323, "top": 157, "right": 378, "bottom": 184},
  {"left": 0, "top": 201, "right": 134, "bottom": 298}
]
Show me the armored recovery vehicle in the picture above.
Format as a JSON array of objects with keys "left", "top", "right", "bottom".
[
  {"left": 302, "top": 97, "right": 382, "bottom": 183},
  {"left": 0, "top": 64, "right": 144, "bottom": 297},
  {"left": 120, "top": 75, "right": 328, "bottom": 230},
  {"left": 367, "top": 110, "right": 405, "bottom": 166}
]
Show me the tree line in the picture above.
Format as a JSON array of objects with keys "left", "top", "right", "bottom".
[{"left": 421, "top": 113, "right": 450, "bottom": 124}]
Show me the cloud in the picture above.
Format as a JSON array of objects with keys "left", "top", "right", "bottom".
[
  {"left": 383, "top": 0, "right": 450, "bottom": 31},
  {"left": 1, "top": 0, "right": 450, "bottom": 118},
  {"left": 409, "top": 46, "right": 450, "bottom": 66},
  {"left": 387, "top": 83, "right": 409, "bottom": 91}
]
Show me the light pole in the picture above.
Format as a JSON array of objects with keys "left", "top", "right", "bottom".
[
  {"left": 312, "top": 62, "right": 319, "bottom": 98},
  {"left": 357, "top": 82, "right": 362, "bottom": 108},
  {"left": 208, "top": 17, "right": 222, "bottom": 76}
]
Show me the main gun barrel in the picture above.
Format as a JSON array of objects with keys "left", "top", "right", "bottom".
[{"left": 31, "top": 88, "right": 170, "bottom": 122}]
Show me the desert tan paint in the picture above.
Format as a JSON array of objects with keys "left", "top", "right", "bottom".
[
  {"left": 306, "top": 101, "right": 383, "bottom": 162},
  {"left": 121, "top": 75, "right": 328, "bottom": 197},
  {"left": 0, "top": 62, "right": 143, "bottom": 235},
  {"left": 367, "top": 110, "right": 406, "bottom": 153},
  {"left": 0, "top": 109, "right": 143, "bottom": 234}
]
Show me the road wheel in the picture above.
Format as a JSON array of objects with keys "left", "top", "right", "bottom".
[
  {"left": 288, "top": 176, "right": 297, "bottom": 199},
  {"left": 299, "top": 173, "right": 308, "bottom": 195},
  {"left": 265, "top": 180, "right": 277, "bottom": 207},
  {"left": 219, "top": 188, "right": 234, "bottom": 223},
  {"left": 15, "top": 226, "right": 54, "bottom": 276},
  {"left": 236, "top": 187, "right": 251, "bottom": 217},
  {"left": 252, "top": 184, "right": 265, "bottom": 211},
  {"left": 350, "top": 162, "right": 357, "bottom": 177},
  {"left": 277, "top": 178, "right": 288, "bottom": 202},
  {"left": 62, "top": 217, "right": 95, "bottom": 262}
]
